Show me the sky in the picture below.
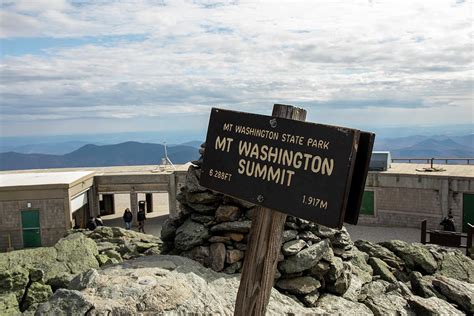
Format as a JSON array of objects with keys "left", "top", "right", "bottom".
[{"left": 0, "top": 0, "right": 473, "bottom": 140}]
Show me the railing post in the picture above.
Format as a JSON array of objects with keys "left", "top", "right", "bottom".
[{"left": 421, "top": 220, "right": 427, "bottom": 244}]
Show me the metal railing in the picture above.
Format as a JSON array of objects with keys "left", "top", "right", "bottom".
[{"left": 392, "top": 158, "right": 473, "bottom": 165}]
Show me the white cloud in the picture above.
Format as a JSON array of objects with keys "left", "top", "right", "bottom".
[{"left": 0, "top": 0, "right": 472, "bottom": 137}]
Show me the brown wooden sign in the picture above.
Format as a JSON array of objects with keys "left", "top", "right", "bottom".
[{"left": 200, "top": 107, "right": 374, "bottom": 228}]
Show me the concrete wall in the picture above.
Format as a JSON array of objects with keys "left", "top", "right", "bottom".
[
  {"left": 0, "top": 197, "right": 68, "bottom": 251},
  {"left": 359, "top": 172, "right": 474, "bottom": 231}
]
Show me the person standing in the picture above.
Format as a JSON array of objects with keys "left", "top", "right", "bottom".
[
  {"left": 137, "top": 208, "right": 146, "bottom": 233},
  {"left": 123, "top": 208, "right": 133, "bottom": 230}
]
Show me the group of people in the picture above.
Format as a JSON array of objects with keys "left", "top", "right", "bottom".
[
  {"left": 81, "top": 208, "right": 147, "bottom": 232},
  {"left": 123, "top": 208, "right": 147, "bottom": 233},
  {"left": 86, "top": 215, "right": 104, "bottom": 230}
]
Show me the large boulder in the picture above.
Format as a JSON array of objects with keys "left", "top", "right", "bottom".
[
  {"left": 355, "top": 240, "right": 404, "bottom": 270},
  {"left": 409, "top": 271, "right": 444, "bottom": 299},
  {"left": 174, "top": 219, "right": 210, "bottom": 251},
  {"left": 276, "top": 276, "right": 321, "bottom": 295},
  {"left": 0, "top": 268, "right": 29, "bottom": 299},
  {"left": 54, "top": 233, "right": 99, "bottom": 275},
  {"left": 36, "top": 255, "right": 325, "bottom": 314},
  {"left": 379, "top": 240, "right": 437, "bottom": 274},
  {"left": 432, "top": 275, "right": 474, "bottom": 313},
  {"left": 279, "top": 239, "right": 331, "bottom": 274},
  {"left": 436, "top": 251, "right": 474, "bottom": 283},
  {"left": 35, "top": 289, "right": 94, "bottom": 315},
  {"left": 368, "top": 257, "right": 397, "bottom": 283},
  {"left": 407, "top": 296, "right": 464, "bottom": 315},
  {"left": 316, "top": 294, "right": 373, "bottom": 315}
]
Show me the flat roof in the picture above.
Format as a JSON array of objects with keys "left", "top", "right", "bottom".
[
  {"left": 376, "top": 163, "right": 474, "bottom": 179},
  {"left": 0, "top": 171, "right": 94, "bottom": 188}
]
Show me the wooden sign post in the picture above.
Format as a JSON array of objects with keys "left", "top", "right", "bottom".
[
  {"left": 234, "top": 104, "right": 306, "bottom": 316},
  {"left": 199, "top": 104, "right": 374, "bottom": 315}
]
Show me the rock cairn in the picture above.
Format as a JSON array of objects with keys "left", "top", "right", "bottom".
[
  {"left": 161, "top": 142, "right": 356, "bottom": 306},
  {"left": 162, "top": 143, "right": 474, "bottom": 313}
]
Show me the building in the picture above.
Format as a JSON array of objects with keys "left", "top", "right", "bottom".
[
  {"left": 359, "top": 163, "right": 474, "bottom": 233},
  {"left": 0, "top": 165, "right": 188, "bottom": 251},
  {"left": 0, "top": 162, "right": 473, "bottom": 251}
]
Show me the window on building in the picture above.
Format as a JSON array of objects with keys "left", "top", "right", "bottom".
[{"left": 360, "top": 191, "right": 375, "bottom": 216}]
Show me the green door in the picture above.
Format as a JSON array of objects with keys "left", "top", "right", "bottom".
[
  {"left": 463, "top": 194, "right": 474, "bottom": 233},
  {"left": 21, "top": 210, "right": 41, "bottom": 247},
  {"left": 360, "top": 191, "right": 375, "bottom": 216}
]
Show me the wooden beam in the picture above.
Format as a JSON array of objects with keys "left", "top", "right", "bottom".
[{"left": 234, "top": 104, "right": 306, "bottom": 316}]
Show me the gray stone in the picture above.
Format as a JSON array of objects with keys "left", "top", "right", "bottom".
[
  {"left": 215, "top": 205, "right": 241, "bottom": 222},
  {"left": 144, "top": 246, "right": 162, "bottom": 256},
  {"left": 432, "top": 275, "right": 474, "bottom": 313},
  {"left": 298, "top": 231, "right": 321, "bottom": 243},
  {"left": 437, "top": 251, "right": 474, "bottom": 283},
  {"left": 96, "top": 241, "right": 117, "bottom": 253},
  {"left": 186, "top": 165, "right": 208, "bottom": 193},
  {"left": 359, "top": 280, "right": 392, "bottom": 301},
  {"left": 222, "top": 196, "right": 255, "bottom": 209},
  {"left": 309, "top": 261, "right": 330, "bottom": 279},
  {"left": 69, "top": 269, "right": 100, "bottom": 291},
  {"left": 223, "top": 261, "right": 242, "bottom": 274},
  {"left": 185, "top": 201, "right": 217, "bottom": 214},
  {"left": 190, "top": 214, "right": 215, "bottom": 224},
  {"left": 186, "top": 191, "right": 222, "bottom": 204},
  {"left": 350, "top": 247, "right": 373, "bottom": 284},
  {"left": 355, "top": 240, "right": 404, "bottom": 270},
  {"left": 331, "top": 227, "right": 353, "bottom": 249},
  {"left": 210, "top": 221, "right": 252, "bottom": 233},
  {"left": 103, "top": 249, "right": 122, "bottom": 262},
  {"left": 282, "top": 230, "right": 298, "bottom": 242},
  {"left": 363, "top": 291, "right": 412, "bottom": 316},
  {"left": 174, "top": 219, "right": 210, "bottom": 251},
  {"left": 379, "top": 240, "right": 437, "bottom": 274},
  {"left": 310, "top": 224, "right": 338, "bottom": 240},
  {"left": 326, "top": 256, "right": 344, "bottom": 282},
  {"left": 317, "top": 294, "right": 373, "bottom": 315},
  {"left": 36, "top": 255, "right": 323, "bottom": 315},
  {"left": 408, "top": 296, "right": 464, "bottom": 315},
  {"left": 343, "top": 273, "right": 363, "bottom": 302},
  {"left": 409, "top": 271, "right": 444, "bottom": 299},
  {"left": 278, "top": 239, "right": 331, "bottom": 274},
  {"left": 282, "top": 239, "right": 306, "bottom": 256},
  {"left": 160, "top": 218, "right": 179, "bottom": 241},
  {"left": 54, "top": 233, "right": 99, "bottom": 275},
  {"left": 35, "top": 289, "right": 93, "bottom": 315},
  {"left": 276, "top": 276, "right": 321, "bottom": 295},
  {"left": 209, "top": 243, "right": 226, "bottom": 272},
  {"left": 326, "top": 262, "right": 352, "bottom": 295},
  {"left": 302, "top": 291, "right": 319, "bottom": 307},
  {"left": 368, "top": 257, "right": 397, "bottom": 283}
]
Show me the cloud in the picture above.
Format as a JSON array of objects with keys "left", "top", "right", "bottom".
[{"left": 0, "top": 0, "right": 472, "bottom": 137}]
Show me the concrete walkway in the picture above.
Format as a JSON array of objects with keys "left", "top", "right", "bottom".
[{"left": 103, "top": 211, "right": 422, "bottom": 244}]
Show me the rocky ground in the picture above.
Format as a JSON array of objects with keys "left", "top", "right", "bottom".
[{"left": 0, "top": 225, "right": 473, "bottom": 315}]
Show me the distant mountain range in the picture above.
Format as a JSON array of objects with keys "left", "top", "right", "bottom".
[
  {"left": 0, "top": 134, "right": 472, "bottom": 171},
  {"left": 374, "top": 134, "right": 473, "bottom": 158},
  {"left": 0, "top": 142, "right": 200, "bottom": 171}
]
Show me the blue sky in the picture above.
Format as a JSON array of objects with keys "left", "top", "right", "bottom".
[{"left": 0, "top": 0, "right": 473, "bottom": 139}]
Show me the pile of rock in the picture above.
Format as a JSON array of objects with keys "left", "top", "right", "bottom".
[
  {"left": 161, "top": 143, "right": 357, "bottom": 306},
  {"left": 161, "top": 143, "right": 474, "bottom": 313},
  {"left": 0, "top": 227, "right": 162, "bottom": 314}
]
